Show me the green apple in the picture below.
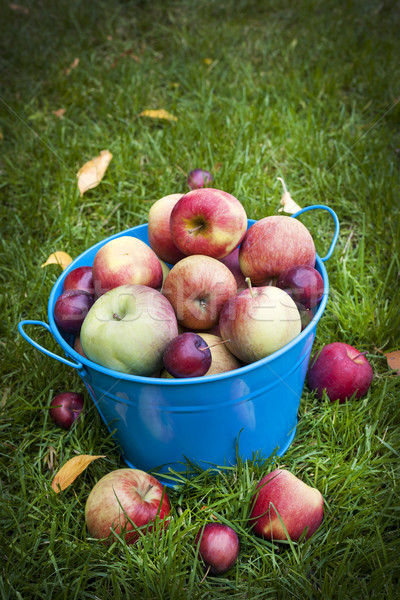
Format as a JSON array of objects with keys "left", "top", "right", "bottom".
[{"left": 80, "top": 284, "right": 178, "bottom": 375}]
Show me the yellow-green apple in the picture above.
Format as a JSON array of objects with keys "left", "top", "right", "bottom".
[
  {"left": 219, "top": 247, "right": 247, "bottom": 291},
  {"left": 249, "top": 468, "right": 324, "bottom": 541},
  {"left": 92, "top": 236, "right": 163, "bottom": 297},
  {"left": 239, "top": 216, "right": 316, "bottom": 285},
  {"left": 147, "top": 193, "right": 186, "bottom": 264},
  {"left": 162, "top": 255, "right": 237, "bottom": 330},
  {"left": 307, "top": 342, "right": 373, "bottom": 403},
  {"left": 195, "top": 523, "right": 240, "bottom": 575},
  {"left": 85, "top": 468, "right": 171, "bottom": 545},
  {"left": 169, "top": 188, "right": 248, "bottom": 259},
  {"left": 80, "top": 284, "right": 178, "bottom": 375},
  {"left": 219, "top": 282, "right": 301, "bottom": 363},
  {"left": 161, "top": 333, "right": 241, "bottom": 378}
]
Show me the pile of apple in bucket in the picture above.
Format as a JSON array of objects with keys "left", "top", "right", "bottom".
[{"left": 50, "top": 185, "right": 373, "bottom": 572}]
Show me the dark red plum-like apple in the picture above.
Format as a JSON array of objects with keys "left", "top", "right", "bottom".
[
  {"left": 85, "top": 469, "right": 171, "bottom": 545},
  {"left": 276, "top": 265, "right": 324, "bottom": 309},
  {"left": 187, "top": 169, "right": 213, "bottom": 190},
  {"left": 63, "top": 266, "right": 95, "bottom": 295},
  {"left": 49, "top": 392, "right": 84, "bottom": 429},
  {"left": 249, "top": 468, "right": 324, "bottom": 541},
  {"left": 218, "top": 247, "right": 247, "bottom": 291},
  {"left": 54, "top": 290, "right": 94, "bottom": 334},
  {"left": 307, "top": 342, "right": 373, "bottom": 403},
  {"left": 170, "top": 188, "right": 248, "bottom": 259},
  {"left": 195, "top": 523, "right": 240, "bottom": 575},
  {"left": 239, "top": 216, "right": 316, "bottom": 285},
  {"left": 163, "top": 332, "right": 212, "bottom": 378}
]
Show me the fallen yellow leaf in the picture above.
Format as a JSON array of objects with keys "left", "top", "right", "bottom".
[
  {"left": 52, "top": 454, "right": 105, "bottom": 493},
  {"left": 52, "top": 108, "right": 66, "bottom": 119},
  {"left": 41, "top": 251, "right": 73, "bottom": 270},
  {"left": 384, "top": 350, "right": 400, "bottom": 375},
  {"left": 139, "top": 109, "right": 178, "bottom": 121},
  {"left": 77, "top": 149, "right": 113, "bottom": 196},
  {"left": 204, "top": 58, "right": 213, "bottom": 65},
  {"left": 64, "top": 57, "right": 79, "bottom": 76},
  {"left": 277, "top": 177, "right": 302, "bottom": 214}
]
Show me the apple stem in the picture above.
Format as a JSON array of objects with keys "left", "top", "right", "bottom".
[
  {"left": 245, "top": 277, "right": 254, "bottom": 298},
  {"left": 145, "top": 483, "right": 153, "bottom": 496},
  {"left": 188, "top": 224, "right": 203, "bottom": 234},
  {"left": 113, "top": 313, "right": 122, "bottom": 321},
  {"left": 201, "top": 339, "right": 231, "bottom": 351},
  {"left": 351, "top": 350, "right": 368, "bottom": 362}
]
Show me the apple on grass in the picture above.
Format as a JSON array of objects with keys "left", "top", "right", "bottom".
[
  {"left": 92, "top": 236, "right": 163, "bottom": 298},
  {"left": 239, "top": 216, "right": 316, "bottom": 285},
  {"left": 195, "top": 523, "right": 240, "bottom": 575},
  {"left": 63, "top": 266, "right": 94, "bottom": 295},
  {"left": 249, "top": 468, "right": 324, "bottom": 541},
  {"left": 147, "top": 193, "right": 186, "bottom": 265},
  {"left": 85, "top": 469, "right": 171, "bottom": 545},
  {"left": 49, "top": 392, "right": 84, "bottom": 429},
  {"left": 219, "top": 280, "right": 301, "bottom": 364},
  {"left": 162, "top": 255, "right": 237, "bottom": 330},
  {"left": 187, "top": 168, "right": 213, "bottom": 190},
  {"left": 80, "top": 284, "right": 178, "bottom": 376},
  {"left": 307, "top": 342, "right": 373, "bottom": 403},
  {"left": 169, "top": 188, "right": 248, "bottom": 259}
]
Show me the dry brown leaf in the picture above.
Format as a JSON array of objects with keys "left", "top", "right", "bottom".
[
  {"left": 52, "top": 108, "right": 66, "bottom": 119},
  {"left": 64, "top": 57, "right": 79, "bottom": 76},
  {"left": 139, "top": 109, "right": 178, "bottom": 122},
  {"left": 9, "top": 3, "right": 29, "bottom": 14},
  {"left": 0, "top": 129, "right": 3, "bottom": 140},
  {"left": 52, "top": 454, "right": 105, "bottom": 493},
  {"left": 277, "top": 177, "right": 302, "bottom": 214},
  {"left": 77, "top": 149, "right": 113, "bottom": 196},
  {"left": 41, "top": 251, "right": 73, "bottom": 270},
  {"left": 384, "top": 350, "right": 400, "bottom": 375}
]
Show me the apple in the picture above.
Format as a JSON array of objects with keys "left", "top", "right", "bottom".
[
  {"left": 162, "top": 255, "right": 237, "bottom": 330},
  {"left": 219, "top": 281, "right": 301, "bottom": 363},
  {"left": 54, "top": 290, "right": 95, "bottom": 334},
  {"left": 163, "top": 332, "right": 212, "bottom": 378},
  {"left": 49, "top": 392, "right": 84, "bottom": 429},
  {"left": 218, "top": 247, "right": 247, "bottom": 291},
  {"left": 195, "top": 523, "right": 240, "bottom": 575},
  {"left": 187, "top": 168, "right": 213, "bottom": 190},
  {"left": 73, "top": 335, "right": 87, "bottom": 358},
  {"left": 276, "top": 265, "right": 324, "bottom": 309},
  {"left": 249, "top": 468, "right": 324, "bottom": 541},
  {"left": 197, "top": 333, "right": 241, "bottom": 376},
  {"left": 159, "top": 259, "right": 170, "bottom": 292},
  {"left": 239, "top": 216, "right": 316, "bottom": 285},
  {"left": 85, "top": 468, "right": 171, "bottom": 545},
  {"left": 92, "top": 236, "right": 163, "bottom": 297},
  {"left": 169, "top": 188, "right": 248, "bottom": 259},
  {"left": 80, "top": 284, "right": 179, "bottom": 376},
  {"left": 307, "top": 342, "right": 373, "bottom": 403},
  {"left": 147, "top": 193, "right": 186, "bottom": 265},
  {"left": 63, "top": 266, "right": 94, "bottom": 295}
]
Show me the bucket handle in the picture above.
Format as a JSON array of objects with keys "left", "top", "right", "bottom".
[
  {"left": 18, "top": 320, "right": 84, "bottom": 371},
  {"left": 292, "top": 205, "right": 340, "bottom": 262}
]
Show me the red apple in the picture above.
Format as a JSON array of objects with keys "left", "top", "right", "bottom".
[
  {"left": 49, "top": 392, "right": 84, "bottom": 429},
  {"left": 163, "top": 332, "right": 212, "bottom": 378},
  {"left": 147, "top": 193, "right": 186, "bottom": 264},
  {"left": 85, "top": 468, "right": 171, "bottom": 545},
  {"left": 239, "top": 216, "right": 316, "bottom": 285},
  {"left": 92, "top": 236, "right": 163, "bottom": 297},
  {"left": 73, "top": 335, "right": 87, "bottom": 358},
  {"left": 54, "top": 289, "right": 95, "bottom": 334},
  {"left": 276, "top": 265, "right": 324, "bottom": 309},
  {"left": 195, "top": 523, "right": 240, "bottom": 575},
  {"left": 307, "top": 342, "right": 373, "bottom": 403},
  {"left": 162, "top": 255, "right": 237, "bottom": 330},
  {"left": 63, "top": 266, "right": 94, "bottom": 295},
  {"left": 219, "top": 282, "right": 301, "bottom": 363},
  {"left": 169, "top": 188, "right": 248, "bottom": 259},
  {"left": 249, "top": 468, "right": 324, "bottom": 541},
  {"left": 218, "top": 247, "right": 247, "bottom": 291},
  {"left": 187, "top": 168, "right": 213, "bottom": 190}
]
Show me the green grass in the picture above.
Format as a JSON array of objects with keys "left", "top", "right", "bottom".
[{"left": 1, "top": 0, "right": 400, "bottom": 598}]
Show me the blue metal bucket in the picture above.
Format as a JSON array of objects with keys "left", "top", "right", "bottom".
[{"left": 19, "top": 206, "right": 339, "bottom": 484}]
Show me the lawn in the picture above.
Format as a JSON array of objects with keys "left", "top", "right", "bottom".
[{"left": 1, "top": 0, "right": 400, "bottom": 598}]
